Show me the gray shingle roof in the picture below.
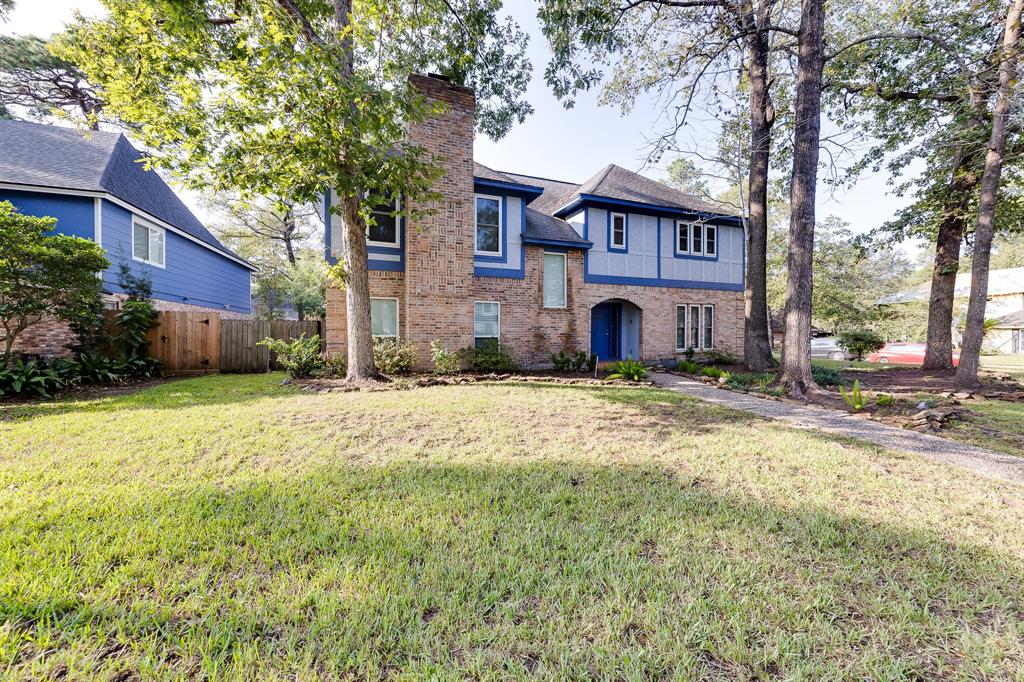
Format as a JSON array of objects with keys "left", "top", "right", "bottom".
[
  {"left": 473, "top": 161, "right": 521, "bottom": 184},
  {"left": 572, "top": 164, "right": 741, "bottom": 217},
  {"left": 524, "top": 208, "right": 591, "bottom": 247},
  {"left": 993, "top": 309, "right": 1024, "bottom": 328},
  {"left": 499, "top": 171, "right": 580, "bottom": 216},
  {"left": 877, "top": 267, "right": 1024, "bottom": 304},
  {"left": 0, "top": 120, "right": 249, "bottom": 266}
]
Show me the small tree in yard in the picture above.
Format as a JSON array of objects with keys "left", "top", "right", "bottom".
[
  {"left": 0, "top": 201, "right": 109, "bottom": 359},
  {"left": 837, "top": 330, "right": 885, "bottom": 361}
]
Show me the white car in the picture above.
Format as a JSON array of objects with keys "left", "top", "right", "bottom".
[{"left": 810, "top": 337, "right": 855, "bottom": 361}]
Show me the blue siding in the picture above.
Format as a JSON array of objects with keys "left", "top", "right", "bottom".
[
  {"left": 0, "top": 189, "right": 95, "bottom": 240},
  {"left": 324, "top": 190, "right": 405, "bottom": 271},
  {"left": 100, "top": 201, "right": 251, "bottom": 313},
  {"left": 473, "top": 194, "right": 525, "bottom": 278}
]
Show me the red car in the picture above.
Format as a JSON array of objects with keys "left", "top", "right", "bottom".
[{"left": 867, "top": 342, "right": 960, "bottom": 366}]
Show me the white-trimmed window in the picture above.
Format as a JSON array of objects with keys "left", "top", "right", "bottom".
[
  {"left": 370, "top": 297, "right": 398, "bottom": 338},
  {"left": 474, "top": 301, "right": 500, "bottom": 347},
  {"left": 132, "top": 218, "right": 165, "bottom": 267},
  {"left": 675, "top": 220, "right": 691, "bottom": 255},
  {"left": 675, "top": 304, "right": 715, "bottom": 351},
  {"left": 690, "top": 223, "right": 704, "bottom": 256},
  {"left": 367, "top": 197, "right": 400, "bottom": 247},
  {"left": 543, "top": 252, "right": 567, "bottom": 308},
  {"left": 704, "top": 225, "right": 717, "bottom": 257},
  {"left": 475, "top": 194, "right": 502, "bottom": 255},
  {"left": 610, "top": 212, "right": 626, "bottom": 249}
]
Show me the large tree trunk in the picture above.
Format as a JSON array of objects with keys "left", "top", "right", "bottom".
[
  {"left": 778, "top": 0, "right": 827, "bottom": 396},
  {"left": 335, "top": 0, "right": 380, "bottom": 380},
  {"left": 742, "top": 6, "right": 776, "bottom": 372},
  {"left": 957, "top": 0, "right": 1024, "bottom": 387},
  {"left": 922, "top": 149, "right": 977, "bottom": 370}
]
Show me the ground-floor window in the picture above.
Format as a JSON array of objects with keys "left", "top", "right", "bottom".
[
  {"left": 474, "top": 301, "right": 500, "bottom": 348},
  {"left": 543, "top": 252, "right": 567, "bottom": 308},
  {"left": 370, "top": 297, "right": 398, "bottom": 338},
  {"left": 676, "top": 304, "right": 714, "bottom": 351}
]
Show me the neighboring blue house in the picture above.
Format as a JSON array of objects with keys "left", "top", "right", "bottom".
[{"left": 0, "top": 120, "right": 254, "bottom": 315}]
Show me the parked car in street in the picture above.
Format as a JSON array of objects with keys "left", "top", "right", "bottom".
[
  {"left": 867, "top": 342, "right": 960, "bottom": 366},
  {"left": 810, "top": 337, "right": 855, "bottom": 361}
]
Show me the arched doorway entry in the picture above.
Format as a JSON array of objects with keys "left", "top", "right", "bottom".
[{"left": 590, "top": 299, "right": 642, "bottom": 362}]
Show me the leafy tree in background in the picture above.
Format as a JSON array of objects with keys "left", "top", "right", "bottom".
[
  {"left": 57, "top": 0, "right": 532, "bottom": 380},
  {"left": 0, "top": 34, "right": 106, "bottom": 129},
  {"left": 663, "top": 158, "right": 711, "bottom": 199},
  {"left": 0, "top": 201, "right": 109, "bottom": 359}
]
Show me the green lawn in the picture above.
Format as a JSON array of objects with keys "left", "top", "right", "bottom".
[
  {"left": 2, "top": 375, "right": 1023, "bottom": 680},
  {"left": 945, "top": 398, "right": 1024, "bottom": 457}
]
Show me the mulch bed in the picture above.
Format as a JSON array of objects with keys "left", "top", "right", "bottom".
[{"left": 294, "top": 371, "right": 654, "bottom": 393}]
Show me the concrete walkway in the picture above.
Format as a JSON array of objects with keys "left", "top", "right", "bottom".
[{"left": 651, "top": 372, "right": 1024, "bottom": 485}]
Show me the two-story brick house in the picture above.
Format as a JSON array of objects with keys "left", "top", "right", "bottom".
[{"left": 323, "top": 74, "right": 745, "bottom": 367}]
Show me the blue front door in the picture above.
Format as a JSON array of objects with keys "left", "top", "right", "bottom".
[{"left": 591, "top": 303, "right": 621, "bottom": 361}]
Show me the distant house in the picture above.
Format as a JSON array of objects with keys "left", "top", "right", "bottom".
[
  {"left": 877, "top": 267, "right": 1024, "bottom": 353},
  {"left": 0, "top": 121, "right": 256, "bottom": 355}
]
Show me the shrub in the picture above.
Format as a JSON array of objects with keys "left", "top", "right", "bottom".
[
  {"left": 876, "top": 393, "right": 894, "bottom": 407},
  {"left": 74, "top": 351, "right": 122, "bottom": 384},
  {"left": 811, "top": 364, "right": 845, "bottom": 386},
  {"left": 725, "top": 371, "right": 774, "bottom": 390},
  {"left": 114, "top": 299, "right": 161, "bottom": 378},
  {"left": 258, "top": 334, "right": 323, "bottom": 379},
  {"left": 574, "top": 351, "right": 597, "bottom": 372},
  {"left": 320, "top": 353, "right": 347, "bottom": 378},
  {"left": 431, "top": 340, "right": 461, "bottom": 375},
  {"left": 701, "top": 366, "right": 729, "bottom": 379},
  {"left": 0, "top": 357, "right": 67, "bottom": 398},
  {"left": 551, "top": 350, "right": 573, "bottom": 372},
  {"left": 677, "top": 360, "right": 701, "bottom": 374},
  {"left": 683, "top": 347, "right": 695, "bottom": 361},
  {"left": 463, "top": 339, "right": 518, "bottom": 373},
  {"left": 837, "top": 330, "right": 885, "bottom": 361},
  {"left": 702, "top": 348, "right": 738, "bottom": 366},
  {"left": 840, "top": 379, "right": 867, "bottom": 410},
  {"left": 607, "top": 358, "right": 647, "bottom": 381},
  {"left": 373, "top": 337, "right": 418, "bottom": 375}
]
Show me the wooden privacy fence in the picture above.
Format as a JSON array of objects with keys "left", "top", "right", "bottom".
[{"left": 104, "top": 310, "right": 321, "bottom": 374}]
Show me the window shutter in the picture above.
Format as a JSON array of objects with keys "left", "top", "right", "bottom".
[
  {"left": 543, "top": 253, "right": 566, "bottom": 308},
  {"left": 474, "top": 302, "right": 500, "bottom": 338}
]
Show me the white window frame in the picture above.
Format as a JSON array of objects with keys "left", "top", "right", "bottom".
[
  {"left": 675, "top": 220, "right": 691, "bottom": 255},
  {"left": 675, "top": 303, "right": 715, "bottom": 351},
  {"left": 474, "top": 193, "right": 503, "bottom": 256},
  {"left": 690, "top": 222, "right": 704, "bottom": 256},
  {"left": 704, "top": 224, "right": 717, "bottom": 257},
  {"left": 542, "top": 252, "right": 568, "bottom": 309},
  {"left": 370, "top": 297, "right": 399, "bottom": 338},
  {"left": 474, "top": 300, "right": 501, "bottom": 341},
  {"left": 366, "top": 197, "right": 400, "bottom": 248},
  {"left": 610, "top": 212, "right": 627, "bottom": 249},
  {"left": 131, "top": 216, "right": 166, "bottom": 269}
]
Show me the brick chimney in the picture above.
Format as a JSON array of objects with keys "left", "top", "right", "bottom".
[{"left": 404, "top": 74, "right": 477, "bottom": 358}]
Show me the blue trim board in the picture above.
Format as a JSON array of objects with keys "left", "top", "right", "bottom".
[
  {"left": 583, "top": 272, "right": 744, "bottom": 291},
  {"left": 522, "top": 237, "right": 591, "bottom": 249},
  {"left": 656, "top": 217, "right": 661, "bottom": 280},
  {"left": 555, "top": 193, "right": 744, "bottom": 227},
  {"left": 606, "top": 210, "right": 628, "bottom": 253},
  {"left": 474, "top": 266, "right": 525, "bottom": 279},
  {"left": 473, "top": 178, "right": 544, "bottom": 203},
  {"left": 324, "top": 188, "right": 406, "bottom": 272}
]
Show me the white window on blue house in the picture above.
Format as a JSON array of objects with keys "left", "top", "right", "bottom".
[
  {"left": 543, "top": 253, "right": 567, "bottom": 308},
  {"left": 370, "top": 297, "right": 398, "bottom": 337},
  {"left": 704, "top": 225, "right": 717, "bottom": 256},
  {"left": 675, "top": 220, "right": 691, "bottom": 255},
  {"left": 690, "top": 223, "right": 704, "bottom": 255},
  {"left": 132, "top": 218, "right": 165, "bottom": 267},
  {"left": 367, "top": 198, "right": 400, "bottom": 247},
  {"left": 474, "top": 301, "right": 500, "bottom": 348},
  {"left": 475, "top": 195, "right": 502, "bottom": 255},
  {"left": 610, "top": 212, "right": 626, "bottom": 249}
]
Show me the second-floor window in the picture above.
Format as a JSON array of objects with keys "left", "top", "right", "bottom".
[
  {"left": 676, "top": 221, "right": 691, "bottom": 255},
  {"left": 610, "top": 212, "right": 626, "bottom": 250},
  {"left": 367, "top": 198, "right": 399, "bottom": 247},
  {"left": 132, "top": 218, "right": 165, "bottom": 267},
  {"left": 475, "top": 195, "right": 501, "bottom": 255},
  {"left": 678, "top": 221, "right": 717, "bottom": 257}
]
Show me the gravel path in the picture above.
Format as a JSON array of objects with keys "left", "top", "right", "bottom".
[{"left": 651, "top": 372, "right": 1024, "bottom": 486}]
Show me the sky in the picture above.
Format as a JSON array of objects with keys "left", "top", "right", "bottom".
[{"left": 3, "top": 0, "right": 919, "bottom": 254}]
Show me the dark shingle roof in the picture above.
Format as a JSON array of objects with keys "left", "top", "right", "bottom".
[
  {"left": 994, "top": 309, "right": 1024, "bottom": 328},
  {"left": 473, "top": 161, "right": 521, "bottom": 184},
  {"left": 524, "top": 208, "right": 590, "bottom": 247},
  {"left": 0, "top": 120, "right": 249, "bottom": 266},
  {"left": 500, "top": 171, "right": 580, "bottom": 216},
  {"left": 572, "top": 164, "right": 741, "bottom": 217}
]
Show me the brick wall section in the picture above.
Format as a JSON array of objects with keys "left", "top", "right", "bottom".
[{"left": 325, "top": 271, "right": 405, "bottom": 357}]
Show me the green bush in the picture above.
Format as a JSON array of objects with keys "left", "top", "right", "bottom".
[
  {"left": 677, "top": 360, "right": 701, "bottom": 374},
  {"left": 702, "top": 348, "right": 738, "bottom": 366},
  {"left": 74, "top": 352, "right": 124, "bottom": 385},
  {"left": 373, "top": 337, "right": 418, "bottom": 375},
  {"left": 114, "top": 300, "right": 161, "bottom": 377},
  {"left": 551, "top": 350, "right": 573, "bottom": 372},
  {"left": 551, "top": 349, "right": 595, "bottom": 373},
  {"left": 811, "top": 364, "right": 845, "bottom": 386},
  {"left": 837, "top": 330, "right": 885, "bottom": 361},
  {"left": 258, "top": 334, "right": 323, "bottom": 379},
  {"left": 876, "top": 393, "right": 894, "bottom": 407},
  {"left": 430, "top": 340, "right": 461, "bottom": 375},
  {"left": 463, "top": 339, "right": 518, "bottom": 373},
  {"left": 320, "top": 353, "right": 347, "bottom": 378},
  {"left": 701, "top": 366, "right": 729, "bottom": 379},
  {"left": 683, "top": 347, "right": 695, "bottom": 361},
  {"left": 725, "top": 371, "right": 774, "bottom": 390},
  {"left": 607, "top": 358, "right": 647, "bottom": 381},
  {"left": 0, "top": 357, "right": 68, "bottom": 398}
]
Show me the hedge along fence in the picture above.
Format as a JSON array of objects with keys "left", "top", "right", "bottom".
[{"left": 103, "top": 311, "right": 321, "bottom": 374}]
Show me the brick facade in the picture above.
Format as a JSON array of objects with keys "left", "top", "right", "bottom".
[{"left": 324, "top": 74, "right": 745, "bottom": 369}]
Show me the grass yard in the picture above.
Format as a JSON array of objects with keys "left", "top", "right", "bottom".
[
  {"left": 2, "top": 375, "right": 1023, "bottom": 680},
  {"left": 944, "top": 397, "right": 1024, "bottom": 457}
]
